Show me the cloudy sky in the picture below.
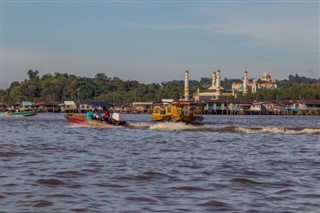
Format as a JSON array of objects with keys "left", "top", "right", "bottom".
[{"left": 1, "top": 0, "right": 319, "bottom": 88}]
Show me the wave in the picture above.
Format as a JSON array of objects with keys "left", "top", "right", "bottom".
[
  {"left": 235, "top": 127, "right": 320, "bottom": 134},
  {"left": 148, "top": 124, "right": 320, "bottom": 134},
  {"left": 147, "top": 123, "right": 320, "bottom": 134},
  {"left": 64, "top": 122, "right": 319, "bottom": 134},
  {"left": 37, "top": 178, "right": 65, "bottom": 186},
  {"left": 149, "top": 122, "right": 198, "bottom": 131},
  {"left": 128, "top": 122, "right": 151, "bottom": 129},
  {"left": 0, "top": 113, "right": 10, "bottom": 117}
]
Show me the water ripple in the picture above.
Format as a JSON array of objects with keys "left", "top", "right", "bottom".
[
  {"left": 37, "top": 178, "right": 65, "bottom": 186},
  {"left": 1, "top": 114, "right": 319, "bottom": 212}
]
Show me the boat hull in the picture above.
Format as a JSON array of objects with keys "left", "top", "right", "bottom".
[
  {"left": 8, "top": 111, "right": 37, "bottom": 117},
  {"left": 63, "top": 113, "right": 127, "bottom": 126},
  {"left": 64, "top": 113, "right": 87, "bottom": 124},
  {"left": 171, "top": 114, "right": 204, "bottom": 124},
  {"left": 151, "top": 114, "right": 172, "bottom": 122}
]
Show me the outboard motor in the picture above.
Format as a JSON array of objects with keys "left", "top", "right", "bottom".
[{"left": 112, "top": 113, "right": 122, "bottom": 121}]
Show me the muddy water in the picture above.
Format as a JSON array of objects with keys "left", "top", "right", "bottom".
[{"left": 1, "top": 114, "right": 319, "bottom": 212}]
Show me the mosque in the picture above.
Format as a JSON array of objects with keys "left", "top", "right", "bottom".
[
  {"left": 184, "top": 69, "right": 232, "bottom": 101},
  {"left": 231, "top": 71, "right": 278, "bottom": 97},
  {"left": 183, "top": 69, "right": 278, "bottom": 101}
]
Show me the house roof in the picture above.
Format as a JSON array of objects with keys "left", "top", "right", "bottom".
[
  {"left": 304, "top": 99, "right": 320, "bottom": 105},
  {"left": 132, "top": 102, "right": 154, "bottom": 106},
  {"left": 64, "top": 101, "right": 76, "bottom": 106},
  {"left": 22, "top": 101, "right": 32, "bottom": 106},
  {"left": 34, "top": 102, "right": 46, "bottom": 106}
]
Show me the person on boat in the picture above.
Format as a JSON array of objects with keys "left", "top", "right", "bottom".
[
  {"left": 93, "top": 108, "right": 101, "bottom": 120},
  {"left": 102, "top": 106, "right": 111, "bottom": 122},
  {"left": 160, "top": 108, "right": 165, "bottom": 115},
  {"left": 86, "top": 109, "right": 94, "bottom": 120}
]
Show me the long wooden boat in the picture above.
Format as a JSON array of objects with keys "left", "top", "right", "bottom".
[
  {"left": 7, "top": 111, "right": 37, "bottom": 117},
  {"left": 151, "top": 101, "right": 204, "bottom": 124},
  {"left": 63, "top": 113, "right": 127, "bottom": 126}
]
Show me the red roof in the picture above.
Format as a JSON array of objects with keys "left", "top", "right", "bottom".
[{"left": 34, "top": 102, "right": 46, "bottom": 106}]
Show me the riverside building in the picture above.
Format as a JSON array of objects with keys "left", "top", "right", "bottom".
[
  {"left": 189, "top": 69, "right": 278, "bottom": 101},
  {"left": 232, "top": 72, "right": 278, "bottom": 97}
]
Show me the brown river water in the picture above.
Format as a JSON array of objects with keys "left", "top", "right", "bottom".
[{"left": 1, "top": 113, "right": 319, "bottom": 212}]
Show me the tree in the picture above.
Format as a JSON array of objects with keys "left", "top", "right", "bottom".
[
  {"left": 1, "top": 70, "right": 319, "bottom": 103},
  {"left": 27, "top": 70, "right": 39, "bottom": 80}
]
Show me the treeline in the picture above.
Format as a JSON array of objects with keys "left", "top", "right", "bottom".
[
  {"left": 0, "top": 70, "right": 319, "bottom": 103},
  {"left": 0, "top": 70, "right": 186, "bottom": 103},
  {"left": 238, "top": 84, "right": 320, "bottom": 100}
]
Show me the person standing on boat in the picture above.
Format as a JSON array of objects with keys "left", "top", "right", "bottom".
[{"left": 102, "top": 106, "right": 111, "bottom": 122}]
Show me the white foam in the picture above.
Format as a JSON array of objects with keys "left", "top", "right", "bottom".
[
  {"left": 236, "top": 127, "right": 320, "bottom": 134},
  {"left": 129, "top": 122, "right": 151, "bottom": 129},
  {"left": 149, "top": 122, "right": 197, "bottom": 131},
  {"left": 300, "top": 128, "right": 320, "bottom": 134}
]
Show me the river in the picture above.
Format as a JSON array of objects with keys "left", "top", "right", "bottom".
[{"left": 1, "top": 113, "right": 319, "bottom": 212}]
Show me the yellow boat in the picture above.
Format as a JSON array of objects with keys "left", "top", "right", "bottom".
[
  {"left": 151, "top": 101, "right": 204, "bottom": 124},
  {"left": 151, "top": 102, "right": 173, "bottom": 122}
]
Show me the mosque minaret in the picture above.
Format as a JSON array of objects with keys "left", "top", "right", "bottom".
[
  {"left": 184, "top": 70, "right": 190, "bottom": 101},
  {"left": 243, "top": 71, "right": 248, "bottom": 95},
  {"left": 212, "top": 71, "right": 216, "bottom": 88},
  {"left": 216, "top": 69, "right": 221, "bottom": 94}
]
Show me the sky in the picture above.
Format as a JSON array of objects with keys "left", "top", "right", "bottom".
[{"left": 1, "top": 0, "right": 319, "bottom": 88}]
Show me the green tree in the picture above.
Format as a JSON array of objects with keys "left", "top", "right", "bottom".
[{"left": 27, "top": 69, "right": 39, "bottom": 80}]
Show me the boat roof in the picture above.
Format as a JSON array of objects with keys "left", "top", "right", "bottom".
[{"left": 80, "top": 101, "right": 112, "bottom": 108}]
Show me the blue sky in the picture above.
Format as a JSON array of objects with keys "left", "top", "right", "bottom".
[{"left": 1, "top": 0, "right": 319, "bottom": 88}]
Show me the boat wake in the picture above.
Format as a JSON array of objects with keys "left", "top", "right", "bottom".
[
  {"left": 234, "top": 127, "right": 320, "bottom": 134},
  {"left": 0, "top": 113, "right": 9, "bottom": 117},
  {"left": 65, "top": 122, "right": 319, "bottom": 135},
  {"left": 136, "top": 124, "right": 320, "bottom": 134},
  {"left": 149, "top": 122, "right": 198, "bottom": 131},
  {"left": 127, "top": 122, "right": 150, "bottom": 129},
  {"left": 127, "top": 122, "right": 198, "bottom": 131}
]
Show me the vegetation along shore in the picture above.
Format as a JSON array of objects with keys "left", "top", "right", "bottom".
[{"left": 0, "top": 70, "right": 319, "bottom": 116}]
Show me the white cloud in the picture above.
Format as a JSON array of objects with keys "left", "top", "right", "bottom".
[
  {"left": 200, "top": 2, "right": 319, "bottom": 49},
  {"left": 129, "top": 2, "right": 319, "bottom": 50}
]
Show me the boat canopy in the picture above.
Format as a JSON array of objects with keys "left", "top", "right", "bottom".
[{"left": 80, "top": 101, "right": 112, "bottom": 108}]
